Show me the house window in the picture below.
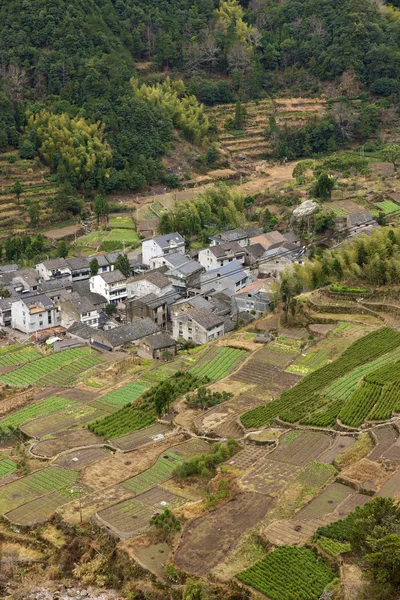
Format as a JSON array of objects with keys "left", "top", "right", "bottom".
[{"left": 39, "top": 321, "right": 43, "bottom": 326}]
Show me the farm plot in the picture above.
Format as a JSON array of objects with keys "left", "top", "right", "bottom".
[
  {"left": 318, "top": 435, "right": 356, "bottom": 464},
  {"left": 96, "top": 485, "right": 187, "bottom": 539},
  {"left": 0, "top": 466, "right": 79, "bottom": 514},
  {"left": 231, "top": 360, "right": 280, "bottom": 385},
  {"left": 339, "top": 381, "right": 382, "bottom": 427},
  {"left": 237, "top": 545, "right": 335, "bottom": 600},
  {"left": 294, "top": 483, "right": 354, "bottom": 520},
  {"left": 340, "top": 458, "right": 389, "bottom": 493},
  {"left": 252, "top": 348, "right": 294, "bottom": 367},
  {"left": 112, "top": 423, "right": 172, "bottom": 452},
  {"left": 287, "top": 350, "right": 330, "bottom": 375},
  {"left": 31, "top": 429, "right": 102, "bottom": 458},
  {"left": 0, "top": 346, "right": 42, "bottom": 367},
  {"left": 268, "top": 336, "right": 304, "bottom": 355},
  {"left": 5, "top": 491, "right": 73, "bottom": 526},
  {"left": 229, "top": 446, "right": 272, "bottom": 471},
  {"left": 0, "top": 347, "right": 99, "bottom": 387},
  {"left": 378, "top": 470, "right": 400, "bottom": 499},
  {"left": 368, "top": 424, "right": 398, "bottom": 461},
  {"left": 190, "top": 347, "right": 247, "bottom": 381},
  {"left": 108, "top": 215, "right": 136, "bottom": 229},
  {"left": 175, "top": 493, "right": 274, "bottom": 576},
  {"left": 0, "top": 396, "right": 75, "bottom": 432},
  {"left": 121, "top": 452, "right": 184, "bottom": 495},
  {"left": 375, "top": 200, "right": 400, "bottom": 216},
  {"left": 94, "top": 381, "right": 150, "bottom": 410},
  {"left": 55, "top": 448, "right": 110, "bottom": 471},
  {"left": 266, "top": 431, "right": 331, "bottom": 466},
  {"left": 0, "top": 458, "right": 18, "bottom": 480},
  {"left": 21, "top": 405, "right": 108, "bottom": 438},
  {"left": 263, "top": 517, "right": 334, "bottom": 546},
  {"left": 297, "top": 462, "right": 337, "bottom": 489},
  {"left": 242, "top": 459, "right": 301, "bottom": 495},
  {"left": 37, "top": 353, "right": 103, "bottom": 386},
  {"left": 88, "top": 406, "right": 155, "bottom": 439}
]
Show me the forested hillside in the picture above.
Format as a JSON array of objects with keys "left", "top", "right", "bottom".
[{"left": 0, "top": 0, "right": 399, "bottom": 196}]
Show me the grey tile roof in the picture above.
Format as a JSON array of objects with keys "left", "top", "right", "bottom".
[
  {"left": 0, "top": 264, "right": 18, "bottom": 273},
  {"left": 348, "top": 212, "right": 374, "bottom": 227},
  {"left": 167, "top": 260, "right": 203, "bottom": 278},
  {"left": 164, "top": 253, "right": 189, "bottom": 268},
  {"left": 39, "top": 258, "right": 70, "bottom": 270},
  {"left": 101, "top": 319, "right": 159, "bottom": 347},
  {"left": 173, "top": 296, "right": 214, "bottom": 311},
  {"left": 212, "top": 226, "right": 262, "bottom": 243},
  {"left": 71, "top": 281, "right": 107, "bottom": 306},
  {"left": 105, "top": 252, "right": 123, "bottom": 265},
  {"left": 69, "top": 292, "right": 96, "bottom": 314},
  {"left": 141, "top": 332, "right": 176, "bottom": 350},
  {"left": 66, "top": 257, "right": 90, "bottom": 270},
  {"left": 245, "top": 243, "right": 266, "bottom": 259},
  {"left": 39, "top": 277, "right": 72, "bottom": 292},
  {"left": 13, "top": 268, "right": 39, "bottom": 288},
  {"left": 210, "top": 241, "right": 244, "bottom": 258},
  {"left": 187, "top": 308, "right": 224, "bottom": 330},
  {"left": 89, "top": 254, "right": 110, "bottom": 268},
  {"left": 21, "top": 293, "right": 53, "bottom": 309},
  {"left": 68, "top": 322, "right": 94, "bottom": 340},
  {"left": 99, "top": 270, "right": 126, "bottom": 284},
  {"left": 152, "top": 233, "right": 184, "bottom": 249},
  {"left": 131, "top": 271, "right": 171, "bottom": 289}
]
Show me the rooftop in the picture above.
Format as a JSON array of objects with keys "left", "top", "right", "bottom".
[
  {"left": 212, "top": 226, "right": 261, "bottom": 242},
  {"left": 21, "top": 293, "right": 53, "bottom": 311},
  {"left": 98, "top": 270, "right": 126, "bottom": 284},
  {"left": 66, "top": 257, "right": 90, "bottom": 270},
  {"left": 130, "top": 270, "right": 171, "bottom": 289},
  {"left": 186, "top": 308, "right": 224, "bottom": 330},
  {"left": 209, "top": 241, "right": 244, "bottom": 258},
  {"left": 141, "top": 332, "right": 176, "bottom": 350},
  {"left": 245, "top": 243, "right": 266, "bottom": 259},
  {"left": 39, "top": 258, "right": 70, "bottom": 271},
  {"left": 100, "top": 318, "right": 159, "bottom": 347},
  {"left": 250, "top": 231, "right": 285, "bottom": 248},
  {"left": 233, "top": 279, "right": 272, "bottom": 296},
  {"left": 151, "top": 233, "right": 185, "bottom": 249}
]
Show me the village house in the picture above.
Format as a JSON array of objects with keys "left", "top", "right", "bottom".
[
  {"left": 11, "top": 293, "right": 61, "bottom": 334},
  {"left": 244, "top": 243, "right": 266, "bottom": 266},
  {"left": 198, "top": 241, "right": 245, "bottom": 271},
  {"left": 258, "top": 242, "right": 305, "bottom": 277},
  {"left": 142, "top": 233, "right": 185, "bottom": 266},
  {"left": 65, "top": 257, "right": 91, "bottom": 282},
  {"left": 35, "top": 258, "right": 72, "bottom": 282},
  {"left": 0, "top": 298, "right": 13, "bottom": 327},
  {"left": 126, "top": 271, "right": 173, "bottom": 299},
  {"left": 172, "top": 308, "right": 224, "bottom": 344},
  {"left": 250, "top": 231, "right": 286, "bottom": 249},
  {"left": 90, "top": 270, "right": 127, "bottom": 304},
  {"left": 90, "top": 319, "right": 159, "bottom": 351},
  {"left": 59, "top": 292, "right": 100, "bottom": 329},
  {"left": 137, "top": 332, "right": 177, "bottom": 360},
  {"left": 165, "top": 259, "right": 204, "bottom": 291},
  {"left": 125, "top": 291, "right": 180, "bottom": 328},
  {"left": 209, "top": 226, "right": 261, "bottom": 248},
  {"left": 232, "top": 279, "right": 272, "bottom": 316},
  {"left": 200, "top": 260, "right": 249, "bottom": 294}
]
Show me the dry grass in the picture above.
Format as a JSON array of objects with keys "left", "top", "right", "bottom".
[{"left": 335, "top": 433, "right": 374, "bottom": 470}]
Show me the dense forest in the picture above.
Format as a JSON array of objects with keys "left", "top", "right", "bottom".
[{"left": 0, "top": 0, "right": 399, "bottom": 195}]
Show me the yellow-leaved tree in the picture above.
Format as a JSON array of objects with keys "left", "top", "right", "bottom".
[
  {"left": 26, "top": 110, "right": 112, "bottom": 188},
  {"left": 215, "top": 0, "right": 258, "bottom": 47},
  {"left": 131, "top": 77, "right": 210, "bottom": 145}
]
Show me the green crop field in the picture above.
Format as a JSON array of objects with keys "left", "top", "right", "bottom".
[
  {"left": 375, "top": 200, "right": 400, "bottom": 216},
  {"left": 108, "top": 215, "right": 136, "bottom": 229},
  {"left": 241, "top": 328, "right": 400, "bottom": 429},
  {"left": 37, "top": 354, "right": 103, "bottom": 386},
  {"left": 317, "top": 537, "right": 351, "bottom": 557},
  {"left": 0, "top": 346, "right": 42, "bottom": 367},
  {"left": 0, "top": 347, "right": 99, "bottom": 387},
  {"left": 0, "top": 396, "right": 75, "bottom": 432},
  {"left": 122, "top": 451, "right": 183, "bottom": 494},
  {"left": 76, "top": 228, "right": 139, "bottom": 248},
  {"left": 0, "top": 466, "right": 79, "bottom": 514},
  {"left": 287, "top": 349, "right": 330, "bottom": 375},
  {"left": 237, "top": 546, "right": 335, "bottom": 600},
  {"left": 338, "top": 381, "right": 382, "bottom": 427},
  {"left": 88, "top": 406, "right": 155, "bottom": 438},
  {"left": 0, "top": 458, "right": 18, "bottom": 479},
  {"left": 95, "top": 381, "right": 150, "bottom": 410},
  {"left": 190, "top": 347, "right": 247, "bottom": 381},
  {"left": 269, "top": 336, "right": 303, "bottom": 354}
]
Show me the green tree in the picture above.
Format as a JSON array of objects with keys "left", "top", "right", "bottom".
[
  {"left": 314, "top": 172, "right": 335, "bottom": 200},
  {"left": 94, "top": 195, "right": 109, "bottom": 225},
  {"left": 114, "top": 254, "right": 131, "bottom": 277},
  {"left": 12, "top": 179, "right": 23, "bottom": 204},
  {"left": 105, "top": 303, "right": 117, "bottom": 317},
  {"left": 90, "top": 258, "right": 99, "bottom": 276},
  {"left": 29, "top": 203, "right": 40, "bottom": 227},
  {"left": 279, "top": 275, "right": 302, "bottom": 324},
  {"left": 0, "top": 284, "right": 11, "bottom": 298},
  {"left": 381, "top": 144, "right": 400, "bottom": 171},
  {"left": 56, "top": 240, "right": 68, "bottom": 258}
]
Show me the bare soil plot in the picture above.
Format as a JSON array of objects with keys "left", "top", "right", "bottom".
[
  {"left": 111, "top": 423, "right": 172, "bottom": 452},
  {"left": 378, "top": 469, "right": 400, "bottom": 499},
  {"left": 318, "top": 435, "right": 356, "bottom": 465},
  {"left": 54, "top": 447, "right": 110, "bottom": 471},
  {"left": 242, "top": 459, "right": 301, "bottom": 495},
  {"left": 369, "top": 162, "right": 395, "bottom": 176},
  {"left": 80, "top": 433, "right": 187, "bottom": 490},
  {"left": 334, "top": 492, "right": 370, "bottom": 517},
  {"left": 381, "top": 438, "right": 400, "bottom": 463},
  {"left": 341, "top": 562, "right": 364, "bottom": 600},
  {"left": 270, "top": 371, "right": 302, "bottom": 389},
  {"left": 96, "top": 485, "right": 187, "bottom": 539},
  {"left": 21, "top": 405, "right": 107, "bottom": 438},
  {"left": 228, "top": 446, "right": 271, "bottom": 471},
  {"left": 266, "top": 431, "right": 331, "bottom": 466},
  {"left": 172, "top": 438, "right": 211, "bottom": 458},
  {"left": 174, "top": 493, "right": 274, "bottom": 576},
  {"left": 339, "top": 458, "right": 390, "bottom": 493},
  {"left": 263, "top": 516, "right": 333, "bottom": 546},
  {"left": 231, "top": 361, "right": 280, "bottom": 385},
  {"left": 132, "top": 542, "right": 170, "bottom": 580},
  {"left": 59, "top": 485, "right": 134, "bottom": 524},
  {"left": 294, "top": 483, "right": 354, "bottom": 520},
  {"left": 31, "top": 429, "right": 103, "bottom": 458},
  {"left": 368, "top": 424, "right": 399, "bottom": 461},
  {"left": 248, "top": 348, "right": 293, "bottom": 367},
  {"left": 43, "top": 224, "right": 80, "bottom": 240},
  {"left": 5, "top": 491, "right": 69, "bottom": 526},
  {"left": 330, "top": 200, "right": 367, "bottom": 214},
  {"left": 308, "top": 324, "right": 336, "bottom": 336},
  {"left": 212, "top": 415, "right": 243, "bottom": 439}
]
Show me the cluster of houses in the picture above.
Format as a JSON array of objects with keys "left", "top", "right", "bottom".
[{"left": 0, "top": 227, "right": 305, "bottom": 358}]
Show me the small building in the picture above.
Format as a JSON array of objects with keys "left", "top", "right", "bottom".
[
  {"left": 0, "top": 297, "right": 13, "bottom": 327},
  {"left": 200, "top": 260, "right": 249, "bottom": 294},
  {"left": 244, "top": 243, "right": 266, "bottom": 266},
  {"left": 137, "top": 332, "right": 177, "bottom": 360},
  {"left": 35, "top": 258, "right": 72, "bottom": 282},
  {"left": 170, "top": 295, "right": 215, "bottom": 319},
  {"left": 209, "top": 226, "right": 261, "bottom": 248},
  {"left": 258, "top": 242, "right": 305, "bottom": 278},
  {"left": 90, "top": 270, "right": 127, "bottom": 304},
  {"left": 172, "top": 308, "right": 224, "bottom": 344},
  {"left": 142, "top": 233, "right": 185, "bottom": 266},
  {"left": 125, "top": 291, "right": 180, "bottom": 328},
  {"left": 91, "top": 318, "right": 159, "bottom": 351},
  {"left": 89, "top": 254, "right": 112, "bottom": 274},
  {"left": 11, "top": 293, "right": 61, "bottom": 334},
  {"left": 65, "top": 257, "right": 91, "bottom": 282},
  {"left": 250, "top": 231, "right": 286, "bottom": 249},
  {"left": 198, "top": 241, "right": 245, "bottom": 271},
  {"left": 126, "top": 271, "right": 173, "bottom": 299},
  {"left": 165, "top": 259, "right": 204, "bottom": 290},
  {"left": 59, "top": 292, "right": 100, "bottom": 329},
  {"left": 12, "top": 268, "right": 40, "bottom": 294},
  {"left": 232, "top": 279, "right": 272, "bottom": 316}
]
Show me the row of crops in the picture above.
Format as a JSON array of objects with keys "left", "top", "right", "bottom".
[
  {"left": 237, "top": 546, "right": 335, "bottom": 600},
  {"left": 0, "top": 458, "right": 18, "bottom": 479},
  {"left": 36, "top": 354, "right": 103, "bottom": 387},
  {"left": 121, "top": 452, "right": 183, "bottom": 494},
  {"left": 287, "top": 349, "right": 330, "bottom": 375},
  {"left": 0, "top": 396, "right": 75, "bottom": 432},
  {"left": 95, "top": 381, "right": 150, "bottom": 410},
  {"left": 0, "top": 346, "right": 42, "bottom": 367},
  {"left": 0, "top": 347, "right": 98, "bottom": 387},
  {"left": 269, "top": 336, "right": 303, "bottom": 354},
  {"left": 190, "top": 347, "right": 247, "bottom": 381},
  {"left": 241, "top": 328, "right": 400, "bottom": 429},
  {"left": 89, "top": 407, "right": 155, "bottom": 438}
]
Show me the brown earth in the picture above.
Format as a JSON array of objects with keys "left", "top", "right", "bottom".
[
  {"left": 339, "top": 458, "right": 390, "bottom": 493},
  {"left": 174, "top": 492, "right": 274, "bottom": 576},
  {"left": 31, "top": 430, "right": 103, "bottom": 458}
]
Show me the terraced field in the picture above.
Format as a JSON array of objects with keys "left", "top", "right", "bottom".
[
  {"left": 190, "top": 347, "right": 247, "bottom": 381},
  {"left": 0, "top": 396, "right": 75, "bottom": 432},
  {"left": 0, "top": 345, "right": 42, "bottom": 367}
]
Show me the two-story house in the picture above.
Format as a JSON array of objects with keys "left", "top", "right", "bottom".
[
  {"left": 125, "top": 291, "right": 180, "bottom": 328},
  {"left": 65, "top": 257, "right": 91, "bottom": 282},
  {"left": 171, "top": 308, "right": 224, "bottom": 345},
  {"left": 200, "top": 260, "right": 249, "bottom": 294},
  {"left": 209, "top": 227, "right": 261, "bottom": 248},
  {"left": 198, "top": 241, "right": 245, "bottom": 271},
  {"left": 126, "top": 271, "right": 173, "bottom": 299},
  {"left": 232, "top": 279, "right": 272, "bottom": 316},
  {"left": 59, "top": 292, "right": 100, "bottom": 329},
  {"left": 89, "top": 270, "right": 127, "bottom": 304},
  {"left": 35, "top": 258, "right": 72, "bottom": 282},
  {"left": 11, "top": 294, "right": 61, "bottom": 334},
  {"left": 142, "top": 233, "right": 185, "bottom": 266}
]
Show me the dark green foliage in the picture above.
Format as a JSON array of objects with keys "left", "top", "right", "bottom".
[
  {"left": 104, "top": 303, "right": 117, "bottom": 317},
  {"left": 142, "top": 371, "right": 208, "bottom": 417},
  {"left": 174, "top": 438, "right": 238, "bottom": 479},
  {"left": 114, "top": 254, "right": 131, "bottom": 277},
  {"left": 186, "top": 387, "right": 233, "bottom": 410},
  {"left": 89, "top": 258, "right": 99, "bottom": 276},
  {"left": 3, "top": 233, "right": 48, "bottom": 262},
  {"left": 150, "top": 508, "right": 181, "bottom": 536},
  {"left": 314, "top": 172, "right": 335, "bottom": 200},
  {"left": 56, "top": 240, "right": 68, "bottom": 258}
]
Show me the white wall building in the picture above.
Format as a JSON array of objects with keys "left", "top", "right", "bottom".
[
  {"left": 59, "top": 292, "right": 100, "bottom": 329},
  {"left": 11, "top": 294, "right": 61, "bottom": 334},
  {"left": 126, "top": 271, "right": 173, "bottom": 299},
  {"left": 89, "top": 270, "right": 127, "bottom": 304},
  {"left": 171, "top": 308, "right": 224, "bottom": 344},
  {"left": 142, "top": 233, "right": 185, "bottom": 266},
  {"left": 35, "top": 259, "right": 72, "bottom": 282},
  {"left": 198, "top": 242, "right": 245, "bottom": 271}
]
